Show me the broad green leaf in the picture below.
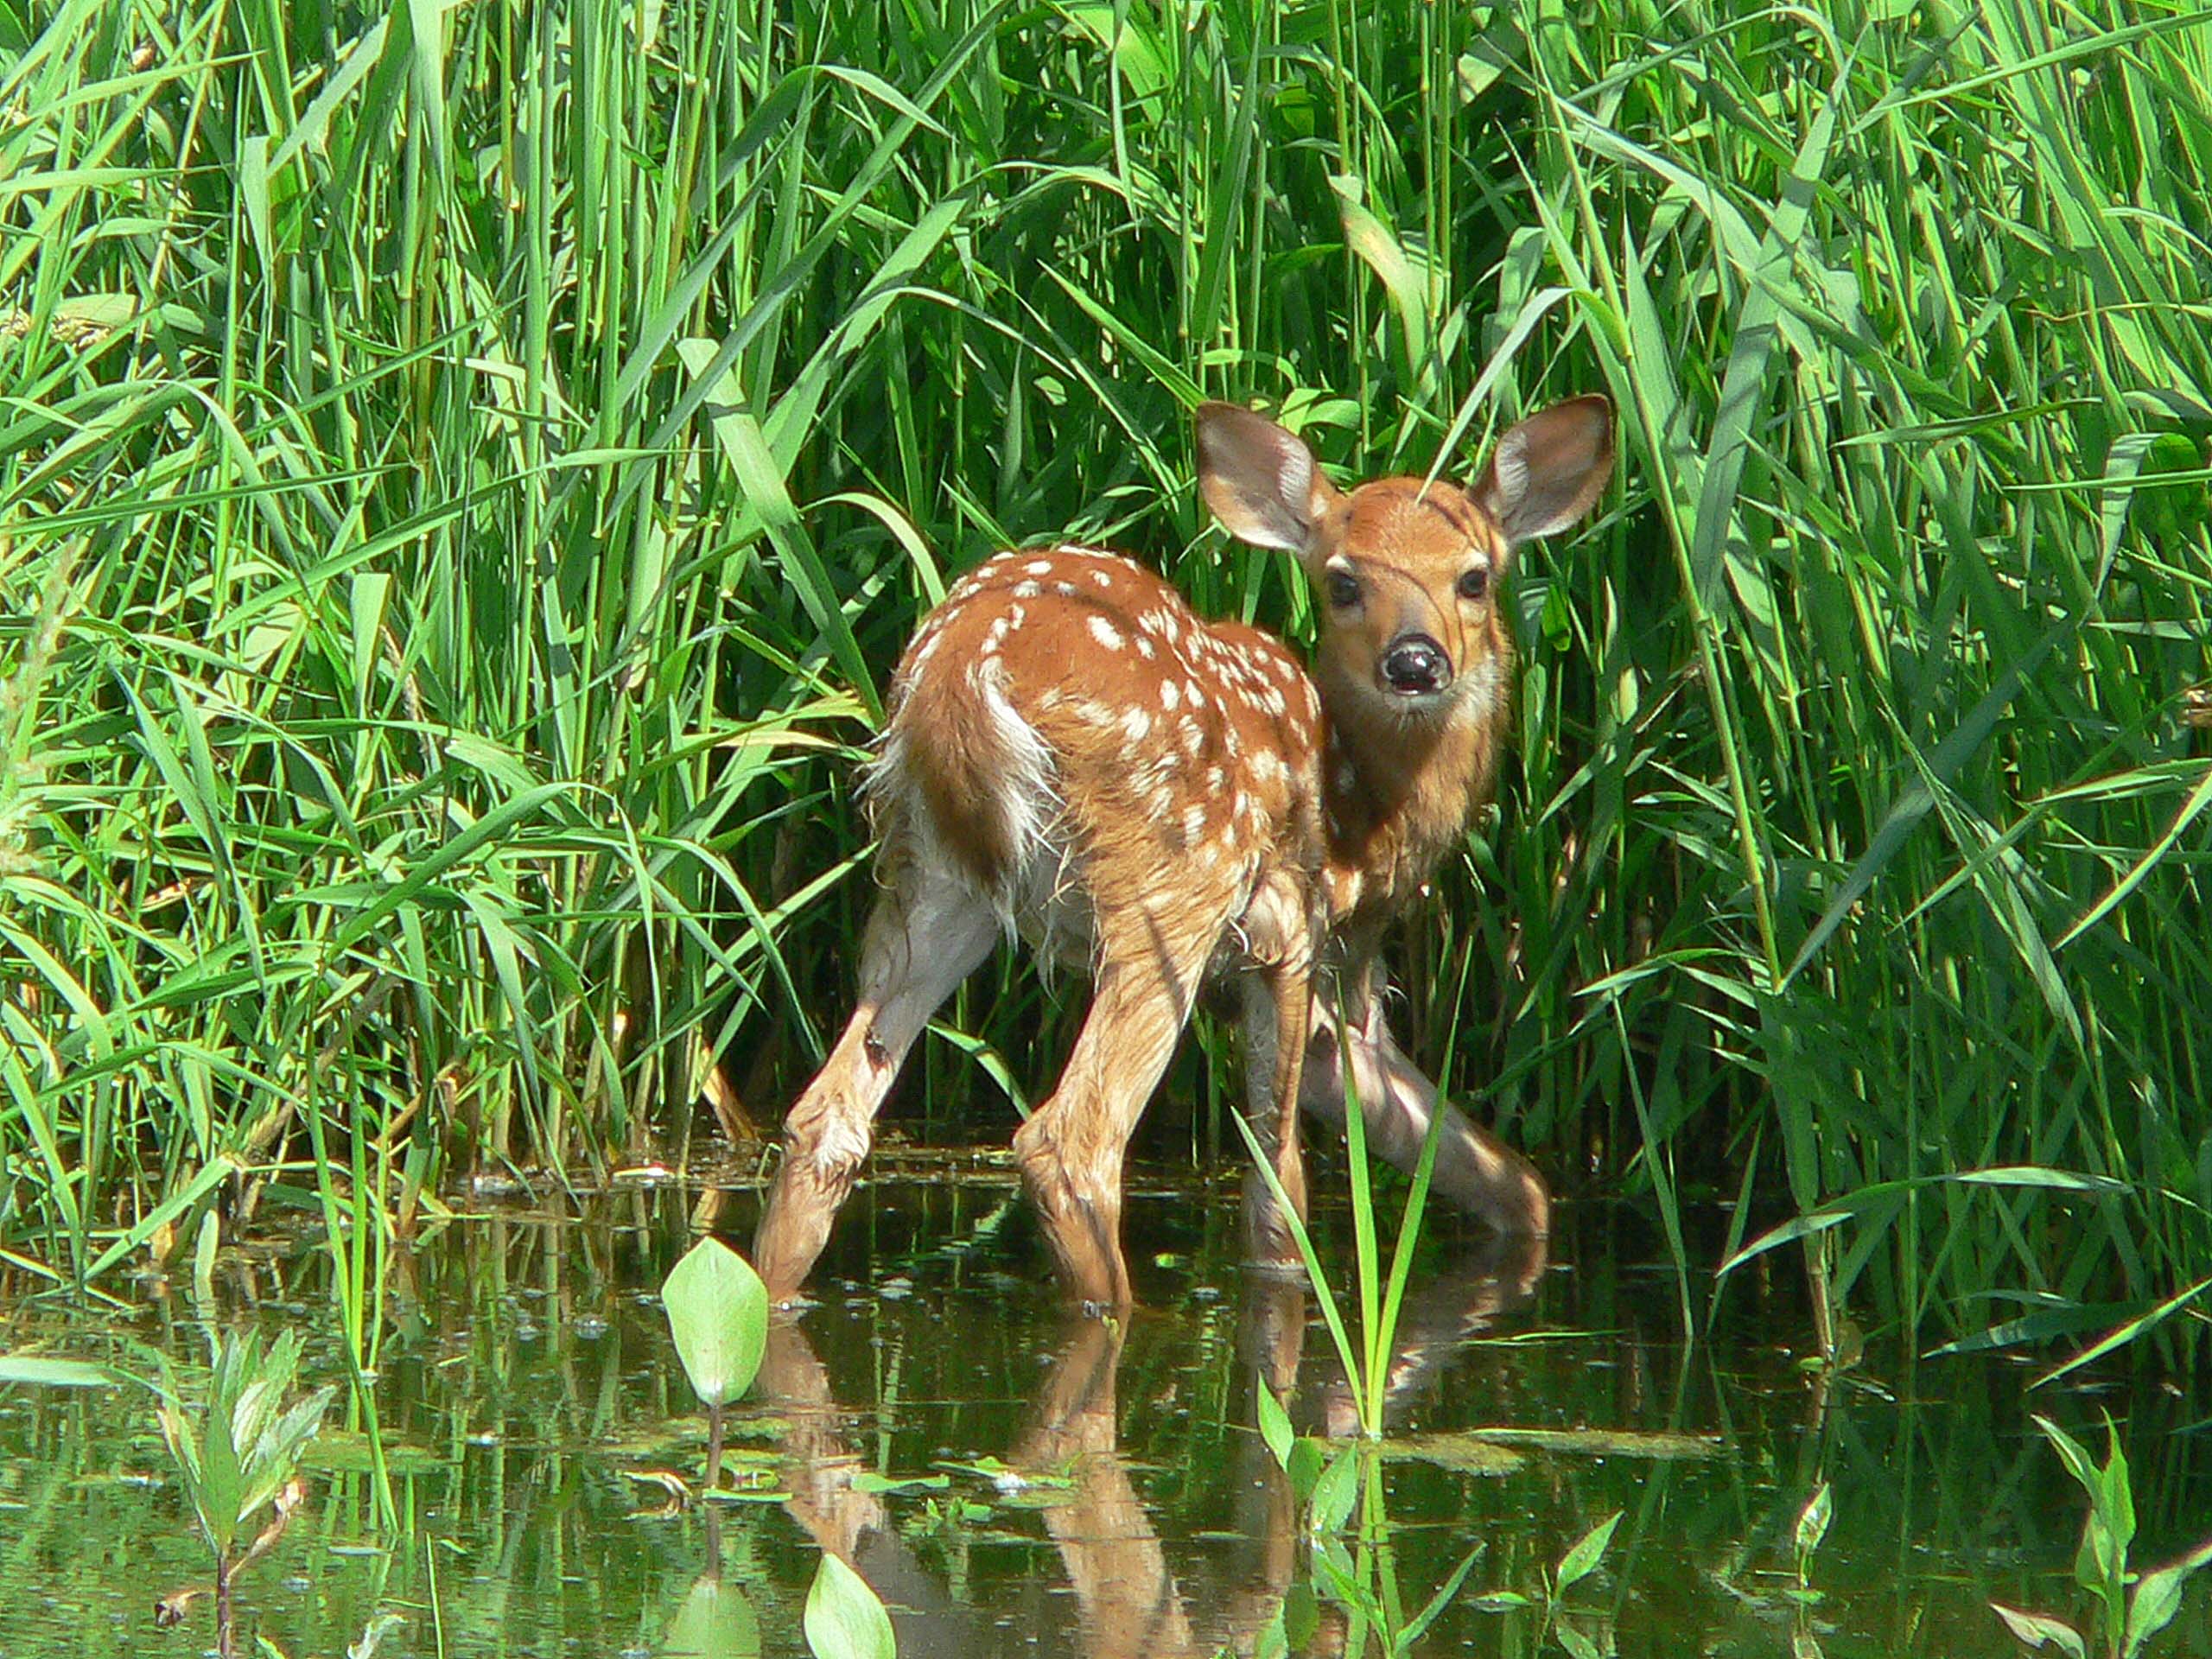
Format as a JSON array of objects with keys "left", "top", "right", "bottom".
[
  {"left": 1795, "top": 1483, "right": 1833, "bottom": 1563},
  {"left": 1308, "top": 1446, "right": 1359, "bottom": 1535},
  {"left": 1990, "top": 1602, "right": 2086, "bottom": 1657},
  {"left": 662, "top": 1238, "right": 768, "bottom": 1409},
  {"left": 664, "top": 1573, "right": 762, "bottom": 1659},
  {"left": 1554, "top": 1510, "right": 1620, "bottom": 1592},
  {"left": 804, "top": 1551, "right": 895, "bottom": 1659},
  {"left": 0, "top": 1356, "right": 119, "bottom": 1388},
  {"left": 1255, "top": 1376, "right": 1293, "bottom": 1472},
  {"left": 1286, "top": 1437, "right": 1325, "bottom": 1505},
  {"left": 2125, "top": 1536, "right": 2212, "bottom": 1657}
]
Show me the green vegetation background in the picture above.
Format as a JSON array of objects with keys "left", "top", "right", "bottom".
[{"left": 3, "top": 0, "right": 2207, "bottom": 1351}]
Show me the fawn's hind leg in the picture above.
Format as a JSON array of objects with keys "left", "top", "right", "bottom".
[
  {"left": 754, "top": 867, "right": 998, "bottom": 1301},
  {"left": 1013, "top": 898, "right": 1222, "bottom": 1309}
]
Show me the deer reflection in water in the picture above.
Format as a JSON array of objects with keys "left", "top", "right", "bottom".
[{"left": 757, "top": 1234, "right": 1545, "bottom": 1657}]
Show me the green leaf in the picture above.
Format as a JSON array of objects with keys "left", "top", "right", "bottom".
[
  {"left": 1795, "top": 1482, "right": 1833, "bottom": 1564},
  {"left": 662, "top": 1238, "right": 769, "bottom": 1409},
  {"left": 1554, "top": 1510, "right": 1621, "bottom": 1593},
  {"left": 849, "top": 1472, "right": 950, "bottom": 1496},
  {"left": 2125, "top": 1536, "right": 2212, "bottom": 1658},
  {"left": 1990, "top": 1602, "right": 2086, "bottom": 1657},
  {"left": 1308, "top": 1446, "right": 1359, "bottom": 1535},
  {"left": 1255, "top": 1376, "right": 1293, "bottom": 1472},
  {"left": 663, "top": 1572, "right": 762, "bottom": 1659},
  {"left": 0, "top": 1356, "right": 121, "bottom": 1388},
  {"left": 2124, "top": 1571, "right": 2186, "bottom": 1658},
  {"left": 804, "top": 1551, "right": 895, "bottom": 1659},
  {"left": 1330, "top": 175, "right": 1430, "bottom": 366}
]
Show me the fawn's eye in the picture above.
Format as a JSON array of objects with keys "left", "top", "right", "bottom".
[
  {"left": 1325, "top": 570, "right": 1361, "bottom": 608},
  {"left": 1456, "top": 565, "right": 1491, "bottom": 601}
]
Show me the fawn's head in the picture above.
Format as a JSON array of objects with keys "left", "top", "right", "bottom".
[{"left": 1195, "top": 397, "right": 1614, "bottom": 729}]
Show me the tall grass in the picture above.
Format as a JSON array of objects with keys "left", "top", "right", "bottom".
[{"left": 2, "top": 0, "right": 2206, "bottom": 1355}]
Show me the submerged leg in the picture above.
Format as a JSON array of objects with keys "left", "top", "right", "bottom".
[{"left": 753, "top": 869, "right": 998, "bottom": 1301}]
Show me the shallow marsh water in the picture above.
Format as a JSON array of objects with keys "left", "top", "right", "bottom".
[{"left": 3, "top": 1153, "right": 2209, "bottom": 1657}]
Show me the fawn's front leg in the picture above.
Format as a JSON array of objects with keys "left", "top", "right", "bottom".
[
  {"left": 1012, "top": 902, "right": 1217, "bottom": 1309},
  {"left": 1238, "top": 961, "right": 1313, "bottom": 1271}
]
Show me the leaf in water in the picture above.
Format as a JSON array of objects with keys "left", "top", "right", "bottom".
[
  {"left": 1469, "top": 1591, "right": 1534, "bottom": 1611},
  {"left": 849, "top": 1471, "right": 950, "bottom": 1496},
  {"left": 935, "top": 1456, "right": 1073, "bottom": 1491},
  {"left": 1989, "top": 1601, "right": 2086, "bottom": 1657},
  {"left": 1308, "top": 1446, "right": 1359, "bottom": 1535},
  {"left": 663, "top": 1573, "right": 762, "bottom": 1659},
  {"left": 1554, "top": 1510, "right": 1620, "bottom": 1592},
  {"left": 1255, "top": 1375, "right": 1293, "bottom": 1471},
  {"left": 662, "top": 1238, "right": 768, "bottom": 1408},
  {"left": 1795, "top": 1481, "right": 1833, "bottom": 1562},
  {"left": 306, "top": 1428, "right": 447, "bottom": 1476},
  {"left": 1286, "top": 1437, "right": 1325, "bottom": 1504},
  {"left": 804, "top": 1552, "right": 895, "bottom": 1659},
  {"left": 1405, "top": 1425, "right": 1715, "bottom": 1461},
  {"left": 0, "top": 1356, "right": 121, "bottom": 1389},
  {"left": 2126, "top": 1536, "right": 2212, "bottom": 1656},
  {"left": 1376, "top": 1432, "right": 1523, "bottom": 1476}
]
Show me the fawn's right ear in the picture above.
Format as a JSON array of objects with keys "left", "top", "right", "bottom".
[{"left": 1195, "top": 403, "right": 1344, "bottom": 552}]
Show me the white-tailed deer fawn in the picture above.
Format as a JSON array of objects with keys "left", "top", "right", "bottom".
[{"left": 753, "top": 394, "right": 1614, "bottom": 1306}]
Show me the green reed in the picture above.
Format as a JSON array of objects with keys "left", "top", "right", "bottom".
[{"left": 1, "top": 0, "right": 2205, "bottom": 1362}]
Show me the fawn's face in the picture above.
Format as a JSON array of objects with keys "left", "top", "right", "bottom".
[
  {"left": 1303, "top": 476, "right": 1515, "bottom": 724},
  {"left": 1195, "top": 397, "right": 1616, "bottom": 728}
]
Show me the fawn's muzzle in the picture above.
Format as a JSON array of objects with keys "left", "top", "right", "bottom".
[{"left": 1380, "top": 633, "right": 1450, "bottom": 696}]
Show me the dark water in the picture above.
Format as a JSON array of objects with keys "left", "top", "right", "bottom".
[{"left": 3, "top": 1154, "right": 2209, "bottom": 1656}]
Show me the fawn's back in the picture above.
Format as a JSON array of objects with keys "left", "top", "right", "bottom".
[{"left": 872, "top": 544, "right": 1327, "bottom": 974}]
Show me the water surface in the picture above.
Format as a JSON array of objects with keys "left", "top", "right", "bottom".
[{"left": 3, "top": 1154, "right": 2207, "bottom": 1656}]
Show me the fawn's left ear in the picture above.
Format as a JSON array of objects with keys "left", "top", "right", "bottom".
[
  {"left": 1471, "top": 395, "right": 1615, "bottom": 549},
  {"left": 1195, "top": 402, "right": 1346, "bottom": 553}
]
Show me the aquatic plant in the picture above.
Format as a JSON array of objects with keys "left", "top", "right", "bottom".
[
  {"left": 804, "top": 1552, "right": 896, "bottom": 1659},
  {"left": 1238, "top": 1026, "right": 1460, "bottom": 1441},
  {"left": 660, "top": 1236, "right": 769, "bottom": 1496},
  {"left": 150, "top": 1329, "right": 333, "bottom": 1658},
  {"left": 1990, "top": 1417, "right": 2212, "bottom": 1659}
]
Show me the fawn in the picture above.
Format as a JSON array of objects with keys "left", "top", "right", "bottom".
[{"left": 753, "top": 395, "right": 1615, "bottom": 1307}]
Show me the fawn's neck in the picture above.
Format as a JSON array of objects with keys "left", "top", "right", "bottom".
[{"left": 1316, "top": 660, "right": 1509, "bottom": 937}]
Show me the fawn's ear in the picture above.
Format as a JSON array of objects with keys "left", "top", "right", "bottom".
[
  {"left": 1195, "top": 403, "right": 1344, "bottom": 552},
  {"left": 1471, "top": 394, "right": 1615, "bottom": 549}
]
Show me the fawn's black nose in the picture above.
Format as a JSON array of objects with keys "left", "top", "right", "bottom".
[{"left": 1380, "top": 633, "right": 1450, "bottom": 696}]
